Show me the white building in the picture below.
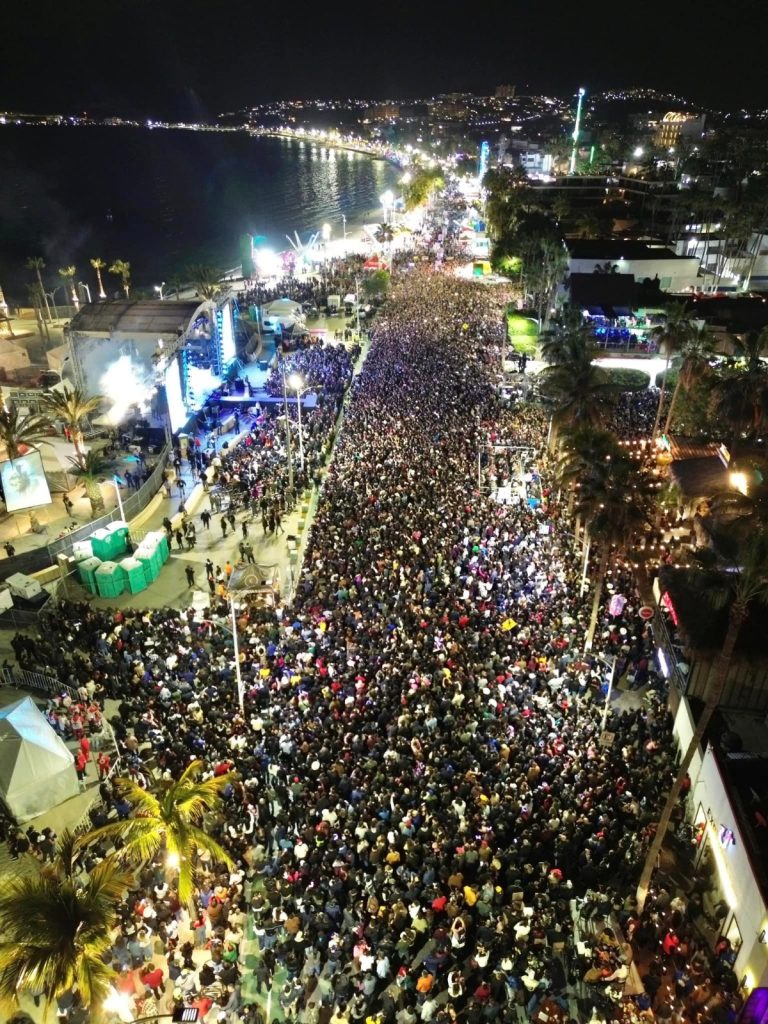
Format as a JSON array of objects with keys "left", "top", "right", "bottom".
[
  {"left": 672, "top": 698, "right": 768, "bottom": 993},
  {"left": 566, "top": 240, "right": 700, "bottom": 293}
]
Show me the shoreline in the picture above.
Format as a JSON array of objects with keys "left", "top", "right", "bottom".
[
  {"left": 247, "top": 126, "right": 404, "bottom": 170},
  {"left": 0, "top": 123, "right": 399, "bottom": 300}
]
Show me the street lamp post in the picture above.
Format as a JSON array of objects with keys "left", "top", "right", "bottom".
[
  {"left": 229, "top": 593, "right": 245, "bottom": 713},
  {"left": 280, "top": 359, "right": 295, "bottom": 495},
  {"left": 341, "top": 213, "right": 347, "bottom": 241},
  {"left": 45, "top": 284, "right": 67, "bottom": 321},
  {"left": 78, "top": 281, "right": 92, "bottom": 304},
  {"left": 288, "top": 372, "right": 307, "bottom": 474},
  {"left": 600, "top": 654, "right": 618, "bottom": 732},
  {"left": 354, "top": 275, "right": 361, "bottom": 339},
  {"left": 112, "top": 476, "right": 126, "bottom": 520},
  {"left": 154, "top": 282, "right": 166, "bottom": 300}
]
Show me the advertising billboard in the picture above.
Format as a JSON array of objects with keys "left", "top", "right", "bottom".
[{"left": 1, "top": 451, "right": 53, "bottom": 513}]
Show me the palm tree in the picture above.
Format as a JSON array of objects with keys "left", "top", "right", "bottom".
[
  {"left": 541, "top": 352, "right": 618, "bottom": 440},
  {"left": 539, "top": 309, "right": 593, "bottom": 368},
  {"left": 43, "top": 386, "right": 103, "bottom": 467},
  {"left": 0, "top": 831, "right": 132, "bottom": 1008},
  {"left": 651, "top": 303, "right": 691, "bottom": 440},
  {"left": 90, "top": 258, "right": 107, "bottom": 299},
  {"left": 662, "top": 323, "right": 716, "bottom": 435},
  {"left": 374, "top": 223, "right": 394, "bottom": 248},
  {"left": 578, "top": 457, "right": 651, "bottom": 647},
  {"left": 58, "top": 266, "right": 77, "bottom": 307},
  {"left": 81, "top": 760, "right": 234, "bottom": 905},
  {"left": 0, "top": 406, "right": 51, "bottom": 461},
  {"left": 67, "top": 450, "right": 110, "bottom": 516},
  {"left": 708, "top": 327, "right": 768, "bottom": 446},
  {"left": 25, "top": 257, "right": 52, "bottom": 323},
  {"left": 186, "top": 265, "right": 221, "bottom": 300},
  {"left": 636, "top": 532, "right": 768, "bottom": 910},
  {"left": 554, "top": 425, "right": 620, "bottom": 520},
  {"left": 108, "top": 260, "right": 131, "bottom": 299}
]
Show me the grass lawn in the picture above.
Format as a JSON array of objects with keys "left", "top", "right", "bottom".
[{"left": 507, "top": 313, "right": 539, "bottom": 356}]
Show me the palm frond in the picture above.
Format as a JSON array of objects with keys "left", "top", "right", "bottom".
[
  {"left": 80, "top": 818, "right": 163, "bottom": 864},
  {"left": 111, "top": 776, "right": 162, "bottom": 815},
  {"left": 185, "top": 825, "right": 235, "bottom": 870}
]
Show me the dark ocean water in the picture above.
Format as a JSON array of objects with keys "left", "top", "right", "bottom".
[{"left": 0, "top": 126, "right": 398, "bottom": 302}]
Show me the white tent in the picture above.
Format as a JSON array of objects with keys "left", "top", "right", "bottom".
[
  {"left": 0, "top": 697, "right": 78, "bottom": 821},
  {"left": 261, "top": 298, "right": 305, "bottom": 331}
]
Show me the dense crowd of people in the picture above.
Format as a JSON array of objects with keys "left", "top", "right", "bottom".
[{"left": 8, "top": 273, "right": 739, "bottom": 1024}]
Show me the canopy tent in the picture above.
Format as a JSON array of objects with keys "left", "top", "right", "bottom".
[
  {"left": 362, "top": 255, "right": 388, "bottom": 271},
  {"left": 0, "top": 697, "right": 78, "bottom": 821},
  {"left": 261, "top": 298, "right": 305, "bottom": 331}
]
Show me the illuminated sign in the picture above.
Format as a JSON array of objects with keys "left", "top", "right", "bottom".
[{"left": 661, "top": 591, "right": 679, "bottom": 625}]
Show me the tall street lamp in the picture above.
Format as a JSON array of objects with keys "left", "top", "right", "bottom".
[
  {"left": 229, "top": 592, "right": 245, "bottom": 713},
  {"left": 280, "top": 359, "right": 295, "bottom": 496},
  {"left": 288, "top": 372, "right": 308, "bottom": 474},
  {"left": 154, "top": 282, "right": 166, "bottom": 300}
]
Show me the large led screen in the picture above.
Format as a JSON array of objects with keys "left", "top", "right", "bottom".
[
  {"left": 1, "top": 451, "right": 53, "bottom": 513},
  {"left": 220, "top": 302, "right": 236, "bottom": 363},
  {"left": 165, "top": 358, "right": 188, "bottom": 434}
]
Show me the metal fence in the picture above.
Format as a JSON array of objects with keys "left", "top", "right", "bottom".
[
  {"left": 71, "top": 719, "right": 122, "bottom": 836},
  {"left": 0, "top": 599, "right": 54, "bottom": 629},
  {"left": 46, "top": 443, "right": 171, "bottom": 562},
  {"left": 1, "top": 666, "right": 77, "bottom": 699},
  {"left": 0, "top": 444, "right": 171, "bottom": 579}
]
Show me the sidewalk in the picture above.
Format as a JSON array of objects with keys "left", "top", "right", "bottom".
[{"left": 0, "top": 325, "right": 365, "bottom": 616}]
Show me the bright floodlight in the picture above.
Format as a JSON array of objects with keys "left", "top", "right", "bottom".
[
  {"left": 104, "top": 986, "right": 134, "bottom": 1023},
  {"left": 633, "top": 146, "right": 644, "bottom": 158},
  {"left": 254, "top": 247, "right": 282, "bottom": 277},
  {"left": 322, "top": 222, "right": 331, "bottom": 241},
  {"left": 401, "top": 172, "right": 412, "bottom": 184},
  {"left": 380, "top": 190, "right": 395, "bottom": 209},
  {"left": 288, "top": 373, "right": 304, "bottom": 391}
]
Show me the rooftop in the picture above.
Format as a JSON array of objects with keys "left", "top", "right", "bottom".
[
  {"left": 566, "top": 240, "right": 688, "bottom": 261},
  {"left": 69, "top": 300, "right": 206, "bottom": 336}
]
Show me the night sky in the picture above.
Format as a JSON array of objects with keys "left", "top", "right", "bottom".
[{"left": 4, "top": 0, "right": 767, "bottom": 117}]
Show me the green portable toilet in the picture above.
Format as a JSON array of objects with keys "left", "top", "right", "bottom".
[
  {"left": 136, "top": 547, "right": 159, "bottom": 583},
  {"left": 121, "top": 557, "right": 147, "bottom": 594},
  {"left": 94, "top": 560, "right": 126, "bottom": 599},
  {"left": 155, "top": 532, "right": 170, "bottom": 562},
  {"left": 106, "top": 520, "right": 129, "bottom": 556},
  {"left": 77, "top": 556, "right": 102, "bottom": 593},
  {"left": 90, "top": 528, "right": 112, "bottom": 561}
]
